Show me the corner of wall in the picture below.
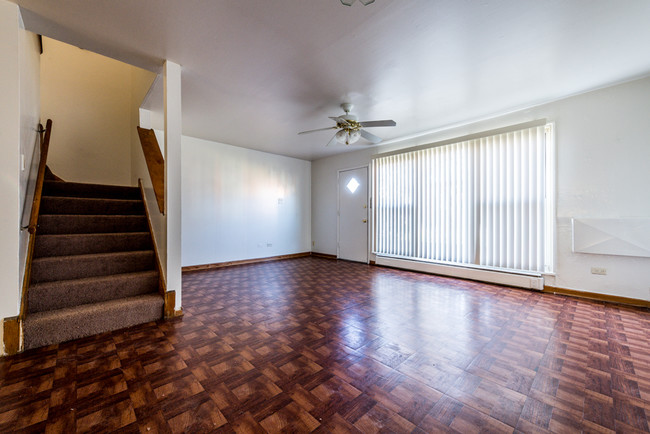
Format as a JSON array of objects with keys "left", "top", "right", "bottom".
[
  {"left": 1, "top": 2, "right": 41, "bottom": 329},
  {"left": 18, "top": 26, "right": 41, "bottom": 311},
  {"left": 130, "top": 67, "right": 168, "bottom": 296}
]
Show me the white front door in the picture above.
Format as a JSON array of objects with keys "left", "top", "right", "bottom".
[{"left": 338, "top": 167, "right": 368, "bottom": 263}]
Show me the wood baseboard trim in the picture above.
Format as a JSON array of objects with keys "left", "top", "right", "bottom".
[
  {"left": 310, "top": 252, "right": 338, "bottom": 260},
  {"left": 164, "top": 291, "right": 176, "bottom": 318},
  {"left": 543, "top": 285, "right": 650, "bottom": 308},
  {"left": 3, "top": 317, "right": 21, "bottom": 355},
  {"left": 163, "top": 292, "right": 183, "bottom": 318},
  {"left": 183, "top": 252, "right": 311, "bottom": 272}
]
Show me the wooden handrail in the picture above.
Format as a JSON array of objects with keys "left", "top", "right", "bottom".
[
  {"left": 138, "top": 178, "right": 167, "bottom": 298},
  {"left": 137, "top": 127, "right": 165, "bottom": 214},
  {"left": 20, "top": 119, "right": 53, "bottom": 320},
  {"left": 28, "top": 119, "right": 53, "bottom": 234}
]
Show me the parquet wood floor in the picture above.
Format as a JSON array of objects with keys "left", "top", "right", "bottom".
[{"left": 2, "top": 257, "right": 650, "bottom": 433}]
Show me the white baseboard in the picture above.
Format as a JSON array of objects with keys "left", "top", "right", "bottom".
[{"left": 375, "top": 256, "right": 544, "bottom": 290}]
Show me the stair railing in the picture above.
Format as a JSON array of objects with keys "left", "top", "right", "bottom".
[
  {"left": 136, "top": 127, "right": 165, "bottom": 213},
  {"left": 4, "top": 120, "right": 53, "bottom": 355},
  {"left": 20, "top": 119, "right": 53, "bottom": 320},
  {"left": 136, "top": 127, "right": 179, "bottom": 317}
]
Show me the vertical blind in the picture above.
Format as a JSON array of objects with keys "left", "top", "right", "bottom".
[{"left": 373, "top": 124, "right": 551, "bottom": 273}]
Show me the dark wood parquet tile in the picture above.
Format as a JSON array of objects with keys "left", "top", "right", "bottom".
[{"left": 2, "top": 256, "right": 650, "bottom": 432}]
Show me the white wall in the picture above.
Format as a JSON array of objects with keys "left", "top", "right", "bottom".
[
  {"left": 0, "top": 1, "right": 23, "bottom": 324},
  {"left": 163, "top": 61, "right": 182, "bottom": 304},
  {"left": 40, "top": 37, "right": 139, "bottom": 186},
  {"left": 18, "top": 11, "right": 41, "bottom": 308},
  {"left": 182, "top": 135, "right": 311, "bottom": 266},
  {"left": 312, "top": 75, "right": 650, "bottom": 300},
  {"left": 0, "top": 1, "right": 40, "bottom": 351}
]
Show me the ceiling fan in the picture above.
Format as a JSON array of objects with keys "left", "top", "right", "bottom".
[
  {"left": 298, "top": 103, "right": 396, "bottom": 146},
  {"left": 341, "top": 0, "right": 375, "bottom": 5}
]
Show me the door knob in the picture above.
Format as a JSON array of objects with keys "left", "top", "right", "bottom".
[{"left": 362, "top": 219, "right": 367, "bottom": 223}]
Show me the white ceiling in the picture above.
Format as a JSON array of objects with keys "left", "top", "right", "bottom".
[{"left": 13, "top": 0, "right": 650, "bottom": 161}]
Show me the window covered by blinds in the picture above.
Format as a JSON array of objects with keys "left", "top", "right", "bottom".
[{"left": 373, "top": 123, "right": 553, "bottom": 273}]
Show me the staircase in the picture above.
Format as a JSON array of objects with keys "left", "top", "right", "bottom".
[{"left": 23, "top": 180, "right": 164, "bottom": 350}]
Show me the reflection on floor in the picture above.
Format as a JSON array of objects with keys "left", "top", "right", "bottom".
[{"left": 1, "top": 257, "right": 650, "bottom": 432}]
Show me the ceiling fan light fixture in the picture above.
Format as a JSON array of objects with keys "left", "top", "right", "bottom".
[
  {"left": 336, "top": 129, "right": 361, "bottom": 145},
  {"left": 340, "top": 0, "right": 374, "bottom": 5}
]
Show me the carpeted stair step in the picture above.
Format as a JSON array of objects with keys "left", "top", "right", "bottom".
[
  {"left": 31, "top": 250, "right": 156, "bottom": 283},
  {"left": 23, "top": 294, "right": 164, "bottom": 350},
  {"left": 33, "top": 232, "right": 152, "bottom": 258},
  {"left": 37, "top": 214, "right": 148, "bottom": 235},
  {"left": 27, "top": 271, "right": 159, "bottom": 313},
  {"left": 40, "top": 196, "right": 144, "bottom": 215},
  {"left": 24, "top": 178, "right": 164, "bottom": 351},
  {"left": 42, "top": 180, "right": 141, "bottom": 200}
]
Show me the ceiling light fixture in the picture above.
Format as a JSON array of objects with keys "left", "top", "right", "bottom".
[
  {"left": 341, "top": 0, "right": 375, "bottom": 6},
  {"left": 335, "top": 128, "right": 361, "bottom": 145}
]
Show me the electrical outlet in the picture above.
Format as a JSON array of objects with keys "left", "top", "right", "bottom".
[
  {"left": 312, "top": 241, "right": 315, "bottom": 247},
  {"left": 591, "top": 267, "right": 607, "bottom": 275},
  {"left": 267, "top": 243, "right": 272, "bottom": 248}
]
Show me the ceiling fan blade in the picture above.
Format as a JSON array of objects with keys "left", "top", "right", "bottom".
[
  {"left": 298, "top": 126, "right": 337, "bottom": 135},
  {"left": 359, "top": 120, "right": 396, "bottom": 128},
  {"left": 360, "top": 129, "right": 383, "bottom": 144},
  {"left": 329, "top": 116, "right": 350, "bottom": 126},
  {"left": 325, "top": 133, "right": 339, "bottom": 147}
]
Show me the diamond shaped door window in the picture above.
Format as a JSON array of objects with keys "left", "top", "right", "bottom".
[{"left": 346, "top": 178, "right": 360, "bottom": 193}]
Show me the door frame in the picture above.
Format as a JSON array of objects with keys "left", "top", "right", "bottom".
[{"left": 337, "top": 165, "right": 369, "bottom": 263}]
